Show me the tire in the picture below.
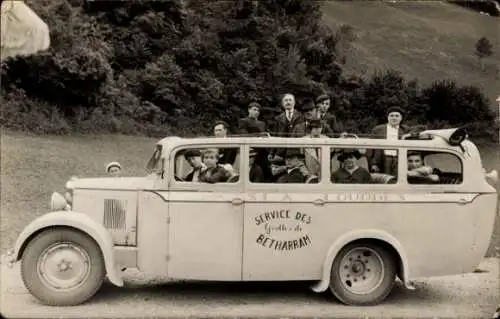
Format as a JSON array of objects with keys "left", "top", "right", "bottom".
[
  {"left": 20, "top": 228, "right": 105, "bottom": 306},
  {"left": 329, "top": 242, "right": 396, "bottom": 306}
]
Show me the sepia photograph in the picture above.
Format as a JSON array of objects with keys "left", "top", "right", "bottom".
[{"left": 1, "top": 0, "right": 499, "bottom": 318}]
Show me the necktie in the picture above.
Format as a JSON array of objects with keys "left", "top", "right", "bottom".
[{"left": 286, "top": 111, "right": 291, "bottom": 121}]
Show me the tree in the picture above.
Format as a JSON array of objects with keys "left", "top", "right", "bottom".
[{"left": 475, "top": 36, "right": 493, "bottom": 71}]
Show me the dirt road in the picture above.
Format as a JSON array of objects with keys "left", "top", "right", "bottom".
[{"left": 1, "top": 257, "right": 498, "bottom": 318}]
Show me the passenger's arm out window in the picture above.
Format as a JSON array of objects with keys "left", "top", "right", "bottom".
[{"left": 407, "top": 150, "right": 462, "bottom": 185}]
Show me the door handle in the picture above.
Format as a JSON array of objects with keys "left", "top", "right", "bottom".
[
  {"left": 458, "top": 198, "right": 469, "bottom": 205},
  {"left": 231, "top": 197, "right": 244, "bottom": 206},
  {"left": 312, "top": 198, "right": 325, "bottom": 206}
]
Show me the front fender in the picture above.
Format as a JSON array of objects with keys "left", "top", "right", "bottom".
[
  {"left": 310, "top": 229, "right": 411, "bottom": 293},
  {"left": 11, "top": 211, "right": 123, "bottom": 287}
]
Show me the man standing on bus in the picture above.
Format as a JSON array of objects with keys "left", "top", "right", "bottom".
[
  {"left": 315, "top": 94, "right": 343, "bottom": 137},
  {"left": 238, "top": 102, "right": 266, "bottom": 134},
  {"left": 367, "top": 106, "right": 409, "bottom": 175},
  {"left": 269, "top": 93, "right": 306, "bottom": 161}
]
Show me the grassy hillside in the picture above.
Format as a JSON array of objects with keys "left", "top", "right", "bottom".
[
  {"left": 0, "top": 132, "right": 499, "bottom": 258},
  {"left": 321, "top": 1, "right": 499, "bottom": 109}
]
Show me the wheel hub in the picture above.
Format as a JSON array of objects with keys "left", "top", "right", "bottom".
[
  {"left": 339, "top": 247, "right": 385, "bottom": 295},
  {"left": 37, "top": 242, "right": 91, "bottom": 290}
]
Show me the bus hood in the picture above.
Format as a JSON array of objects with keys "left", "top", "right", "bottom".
[{"left": 66, "top": 175, "right": 157, "bottom": 190}]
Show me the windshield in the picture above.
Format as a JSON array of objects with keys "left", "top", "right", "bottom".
[{"left": 146, "top": 144, "right": 164, "bottom": 175}]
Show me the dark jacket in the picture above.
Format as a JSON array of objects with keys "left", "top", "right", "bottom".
[
  {"left": 304, "top": 114, "right": 334, "bottom": 137},
  {"left": 366, "top": 124, "right": 409, "bottom": 171},
  {"left": 249, "top": 163, "right": 265, "bottom": 183},
  {"left": 317, "top": 111, "right": 343, "bottom": 136},
  {"left": 270, "top": 110, "right": 306, "bottom": 158},
  {"left": 199, "top": 166, "right": 229, "bottom": 183},
  {"left": 218, "top": 148, "right": 237, "bottom": 165},
  {"left": 271, "top": 110, "right": 306, "bottom": 138},
  {"left": 185, "top": 167, "right": 202, "bottom": 182},
  {"left": 331, "top": 167, "right": 372, "bottom": 184},
  {"left": 277, "top": 167, "right": 307, "bottom": 183},
  {"left": 238, "top": 117, "right": 267, "bottom": 134}
]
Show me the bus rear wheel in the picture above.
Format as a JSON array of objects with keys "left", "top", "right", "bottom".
[
  {"left": 329, "top": 242, "right": 396, "bottom": 306},
  {"left": 21, "top": 228, "right": 105, "bottom": 306}
]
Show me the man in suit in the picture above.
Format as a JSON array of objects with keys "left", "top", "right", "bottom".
[
  {"left": 238, "top": 102, "right": 266, "bottom": 135},
  {"left": 367, "top": 106, "right": 409, "bottom": 176},
  {"left": 316, "top": 94, "right": 343, "bottom": 137},
  {"left": 183, "top": 149, "right": 206, "bottom": 182},
  {"left": 277, "top": 148, "right": 308, "bottom": 183},
  {"left": 301, "top": 119, "right": 327, "bottom": 177},
  {"left": 213, "top": 120, "right": 237, "bottom": 166},
  {"left": 271, "top": 93, "right": 306, "bottom": 138},
  {"left": 269, "top": 93, "right": 306, "bottom": 160}
]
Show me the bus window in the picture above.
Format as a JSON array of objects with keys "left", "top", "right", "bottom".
[{"left": 407, "top": 150, "right": 463, "bottom": 184}]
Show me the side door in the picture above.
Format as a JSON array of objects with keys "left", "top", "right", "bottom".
[
  {"left": 167, "top": 145, "right": 245, "bottom": 280},
  {"left": 242, "top": 145, "right": 326, "bottom": 281}
]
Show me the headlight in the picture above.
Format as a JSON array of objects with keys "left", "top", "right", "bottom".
[
  {"left": 50, "top": 192, "right": 70, "bottom": 211},
  {"left": 485, "top": 169, "right": 499, "bottom": 187}
]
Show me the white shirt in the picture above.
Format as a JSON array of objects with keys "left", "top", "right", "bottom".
[
  {"left": 286, "top": 110, "right": 293, "bottom": 121},
  {"left": 192, "top": 169, "right": 200, "bottom": 182},
  {"left": 384, "top": 124, "right": 398, "bottom": 156}
]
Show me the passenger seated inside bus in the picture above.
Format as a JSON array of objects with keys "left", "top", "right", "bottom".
[
  {"left": 183, "top": 149, "right": 206, "bottom": 182},
  {"left": 276, "top": 148, "right": 316, "bottom": 184},
  {"left": 331, "top": 149, "right": 372, "bottom": 184},
  {"left": 249, "top": 148, "right": 265, "bottom": 183},
  {"left": 199, "top": 148, "right": 232, "bottom": 183},
  {"left": 407, "top": 151, "right": 440, "bottom": 184}
]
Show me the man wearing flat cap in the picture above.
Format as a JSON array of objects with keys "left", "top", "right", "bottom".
[
  {"left": 276, "top": 148, "right": 309, "bottom": 183},
  {"left": 367, "top": 106, "right": 409, "bottom": 176},
  {"left": 315, "top": 94, "right": 343, "bottom": 137},
  {"left": 331, "top": 149, "right": 372, "bottom": 184},
  {"left": 238, "top": 102, "right": 267, "bottom": 135},
  {"left": 268, "top": 156, "right": 287, "bottom": 183},
  {"left": 183, "top": 149, "right": 206, "bottom": 182}
]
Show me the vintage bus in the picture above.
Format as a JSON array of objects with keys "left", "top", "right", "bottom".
[{"left": 6, "top": 128, "right": 499, "bottom": 306}]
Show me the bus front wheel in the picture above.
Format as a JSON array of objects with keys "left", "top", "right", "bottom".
[
  {"left": 20, "top": 228, "right": 105, "bottom": 306},
  {"left": 329, "top": 242, "right": 396, "bottom": 306}
]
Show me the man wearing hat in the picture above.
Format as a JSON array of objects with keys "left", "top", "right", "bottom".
[
  {"left": 367, "top": 106, "right": 409, "bottom": 175},
  {"left": 183, "top": 149, "right": 206, "bottom": 182},
  {"left": 106, "top": 162, "right": 121, "bottom": 177},
  {"left": 301, "top": 98, "right": 331, "bottom": 136},
  {"left": 316, "top": 94, "right": 343, "bottom": 137},
  {"left": 238, "top": 102, "right": 267, "bottom": 135},
  {"left": 331, "top": 149, "right": 372, "bottom": 184},
  {"left": 276, "top": 148, "right": 309, "bottom": 183},
  {"left": 268, "top": 156, "right": 287, "bottom": 183}
]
